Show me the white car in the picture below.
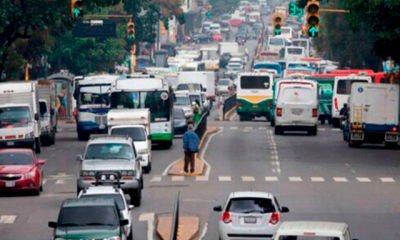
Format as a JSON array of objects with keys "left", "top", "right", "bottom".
[
  {"left": 273, "top": 221, "right": 354, "bottom": 240},
  {"left": 214, "top": 191, "right": 289, "bottom": 240},
  {"left": 275, "top": 80, "right": 319, "bottom": 135},
  {"left": 174, "top": 94, "right": 194, "bottom": 119},
  {"left": 229, "top": 57, "right": 244, "bottom": 66},
  {"left": 226, "top": 63, "right": 244, "bottom": 73},
  {"left": 78, "top": 184, "right": 134, "bottom": 240},
  {"left": 110, "top": 125, "right": 152, "bottom": 173},
  {"left": 217, "top": 79, "right": 231, "bottom": 95}
]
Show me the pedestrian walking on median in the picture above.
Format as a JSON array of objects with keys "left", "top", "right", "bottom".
[{"left": 182, "top": 124, "right": 200, "bottom": 174}]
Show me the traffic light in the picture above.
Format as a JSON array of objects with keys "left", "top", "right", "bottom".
[
  {"left": 306, "top": 0, "right": 320, "bottom": 38},
  {"left": 71, "top": 0, "right": 84, "bottom": 20},
  {"left": 160, "top": 21, "right": 166, "bottom": 35},
  {"left": 206, "top": 5, "right": 212, "bottom": 18},
  {"left": 271, "top": 13, "right": 285, "bottom": 36},
  {"left": 126, "top": 22, "right": 135, "bottom": 45}
]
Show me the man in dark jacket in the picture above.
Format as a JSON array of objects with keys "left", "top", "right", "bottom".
[{"left": 182, "top": 124, "right": 200, "bottom": 174}]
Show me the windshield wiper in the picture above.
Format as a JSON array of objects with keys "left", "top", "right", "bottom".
[
  {"left": 242, "top": 210, "right": 265, "bottom": 214},
  {"left": 58, "top": 223, "right": 82, "bottom": 227},
  {"left": 85, "top": 222, "right": 114, "bottom": 226}
]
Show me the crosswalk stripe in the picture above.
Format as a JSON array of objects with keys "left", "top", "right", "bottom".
[
  {"left": 356, "top": 177, "right": 371, "bottom": 182},
  {"left": 196, "top": 176, "right": 209, "bottom": 181},
  {"left": 380, "top": 177, "right": 395, "bottom": 183},
  {"left": 333, "top": 177, "right": 348, "bottom": 182},
  {"left": 311, "top": 177, "right": 325, "bottom": 182},
  {"left": 230, "top": 127, "right": 238, "bottom": 130},
  {"left": 332, "top": 129, "right": 341, "bottom": 132},
  {"left": 259, "top": 127, "right": 267, "bottom": 130},
  {"left": 265, "top": 176, "right": 279, "bottom": 182},
  {"left": 289, "top": 177, "right": 302, "bottom": 182},
  {"left": 55, "top": 179, "right": 66, "bottom": 185},
  {"left": 171, "top": 176, "right": 184, "bottom": 181},
  {"left": 242, "top": 176, "right": 255, "bottom": 182},
  {"left": 318, "top": 128, "right": 326, "bottom": 131},
  {"left": 0, "top": 215, "right": 17, "bottom": 224},
  {"left": 150, "top": 176, "right": 162, "bottom": 182},
  {"left": 244, "top": 127, "right": 253, "bottom": 130},
  {"left": 43, "top": 178, "right": 49, "bottom": 185},
  {"left": 219, "top": 176, "right": 232, "bottom": 182}
]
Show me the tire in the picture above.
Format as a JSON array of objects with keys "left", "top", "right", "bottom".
[
  {"left": 270, "top": 118, "right": 275, "bottom": 127},
  {"left": 321, "top": 118, "right": 325, "bottom": 125},
  {"left": 77, "top": 184, "right": 82, "bottom": 196},
  {"left": 239, "top": 115, "right": 245, "bottom": 122},
  {"left": 274, "top": 126, "right": 281, "bottom": 135},
  {"left": 34, "top": 138, "right": 41, "bottom": 154},
  {"left": 144, "top": 162, "right": 152, "bottom": 174},
  {"left": 33, "top": 188, "right": 40, "bottom": 196},
  {"left": 128, "top": 227, "right": 133, "bottom": 240},
  {"left": 78, "top": 130, "right": 89, "bottom": 141},
  {"left": 348, "top": 139, "right": 360, "bottom": 148},
  {"left": 50, "top": 131, "right": 56, "bottom": 145},
  {"left": 130, "top": 188, "right": 142, "bottom": 207},
  {"left": 165, "top": 140, "right": 173, "bottom": 149},
  {"left": 332, "top": 119, "right": 340, "bottom": 128},
  {"left": 313, "top": 126, "right": 318, "bottom": 136},
  {"left": 385, "top": 142, "right": 398, "bottom": 150},
  {"left": 141, "top": 177, "right": 144, "bottom": 190}
]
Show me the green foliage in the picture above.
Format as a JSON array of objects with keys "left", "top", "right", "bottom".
[{"left": 209, "top": 0, "right": 239, "bottom": 15}]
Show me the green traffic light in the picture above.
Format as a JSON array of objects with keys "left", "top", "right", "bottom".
[
  {"left": 206, "top": 12, "right": 211, "bottom": 18},
  {"left": 308, "top": 26, "right": 319, "bottom": 37}
]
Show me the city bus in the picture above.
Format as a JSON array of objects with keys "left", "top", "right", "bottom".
[
  {"left": 109, "top": 74, "right": 174, "bottom": 148},
  {"left": 74, "top": 75, "right": 119, "bottom": 140}
]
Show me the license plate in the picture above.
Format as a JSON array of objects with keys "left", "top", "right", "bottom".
[
  {"left": 291, "top": 109, "right": 303, "bottom": 115},
  {"left": 252, "top": 104, "right": 258, "bottom": 108},
  {"left": 5, "top": 181, "right": 15, "bottom": 187},
  {"left": 6, "top": 142, "right": 14, "bottom": 146},
  {"left": 244, "top": 217, "right": 257, "bottom": 224}
]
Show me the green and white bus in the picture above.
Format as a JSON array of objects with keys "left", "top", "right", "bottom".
[{"left": 109, "top": 74, "right": 174, "bottom": 148}]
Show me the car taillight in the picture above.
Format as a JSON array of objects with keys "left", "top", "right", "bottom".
[
  {"left": 312, "top": 108, "right": 318, "bottom": 117},
  {"left": 277, "top": 108, "right": 282, "bottom": 117},
  {"left": 236, "top": 102, "right": 242, "bottom": 107},
  {"left": 334, "top": 97, "right": 339, "bottom": 110},
  {"left": 393, "top": 126, "right": 398, "bottom": 132},
  {"left": 269, "top": 212, "right": 280, "bottom": 225},
  {"left": 222, "top": 212, "right": 232, "bottom": 224}
]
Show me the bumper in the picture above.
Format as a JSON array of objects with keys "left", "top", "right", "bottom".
[
  {"left": 78, "top": 178, "right": 140, "bottom": 192},
  {"left": 139, "top": 154, "right": 150, "bottom": 167},
  {"left": 0, "top": 178, "right": 40, "bottom": 191},
  {"left": 78, "top": 122, "right": 108, "bottom": 133},
  {"left": 219, "top": 223, "right": 276, "bottom": 240},
  {"left": 0, "top": 139, "right": 35, "bottom": 148}
]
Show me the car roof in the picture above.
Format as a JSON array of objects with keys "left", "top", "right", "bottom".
[
  {"left": 277, "top": 221, "right": 348, "bottom": 235},
  {"left": 229, "top": 191, "right": 273, "bottom": 199},
  {"left": 62, "top": 198, "right": 117, "bottom": 208},
  {"left": 81, "top": 186, "right": 122, "bottom": 195}
]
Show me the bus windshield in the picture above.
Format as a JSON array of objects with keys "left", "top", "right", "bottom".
[
  {"left": 240, "top": 76, "right": 270, "bottom": 89},
  {"left": 336, "top": 79, "right": 369, "bottom": 95},
  {"left": 79, "top": 85, "right": 111, "bottom": 106},
  {"left": 110, "top": 91, "right": 171, "bottom": 122}
]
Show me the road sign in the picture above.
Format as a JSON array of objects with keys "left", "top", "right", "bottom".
[
  {"left": 72, "top": 20, "right": 117, "bottom": 38},
  {"left": 289, "top": 2, "right": 304, "bottom": 17},
  {"left": 308, "top": 26, "right": 319, "bottom": 37}
]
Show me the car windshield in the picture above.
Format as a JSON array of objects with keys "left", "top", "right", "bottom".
[
  {"left": 57, "top": 206, "right": 118, "bottom": 227},
  {"left": 336, "top": 79, "right": 369, "bottom": 95},
  {"left": 84, "top": 143, "right": 133, "bottom": 160},
  {"left": 80, "top": 195, "right": 125, "bottom": 210},
  {"left": 288, "top": 48, "right": 303, "bottom": 55},
  {"left": 189, "top": 95, "right": 201, "bottom": 104},
  {"left": 0, "top": 153, "right": 33, "bottom": 165},
  {"left": 279, "top": 237, "right": 340, "bottom": 240},
  {"left": 174, "top": 108, "right": 185, "bottom": 119},
  {"left": 175, "top": 96, "right": 190, "bottom": 105},
  {"left": 240, "top": 76, "right": 270, "bottom": 89},
  {"left": 227, "top": 198, "right": 275, "bottom": 214},
  {"left": 110, "top": 127, "right": 146, "bottom": 142},
  {"left": 269, "top": 38, "right": 284, "bottom": 46},
  {"left": 0, "top": 106, "right": 31, "bottom": 129},
  {"left": 177, "top": 84, "right": 201, "bottom": 92}
]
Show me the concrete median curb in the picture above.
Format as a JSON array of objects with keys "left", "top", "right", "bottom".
[
  {"left": 156, "top": 213, "right": 200, "bottom": 240},
  {"left": 167, "top": 126, "right": 219, "bottom": 176},
  {"left": 224, "top": 107, "right": 237, "bottom": 121}
]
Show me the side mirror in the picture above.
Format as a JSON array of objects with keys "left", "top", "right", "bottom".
[
  {"left": 34, "top": 113, "right": 40, "bottom": 121},
  {"left": 203, "top": 88, "right": 207, "bottom": 92},
  {"left": 136, "top": 155, "right": 144, "bottom": 162},
  {"left": 48, "top": 221, "right": 57, "bottom": 228},
  {"left": 213, "top": 205, "right": 223, "bottom": 212},
  {"left": 76, "top": 154, "right": 83, "bottom": 162},
  {"left": 120, "top": 219, "right": 129, "bottom": 226},
  {"left": 129, "top": 205, "right": 134, "bottom": 210},
  {"left": 37, "top": 158, "right": 47, "bottom": 165},
  {"left": 281, "top": 207, "right": 290, "bottom": 213}
]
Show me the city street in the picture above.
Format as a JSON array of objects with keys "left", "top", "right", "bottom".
[{"left": 1, "top": 112, "right": 400, "bottom": 239}]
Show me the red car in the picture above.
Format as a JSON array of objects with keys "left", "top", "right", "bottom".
[
  {"left": 229, "top": 19, "right": 243, "bottom": 27},
  {"left": 210, "top": 33, "right": 223, "bottom": 42},
  {"left": 0, "top": 149, "right": 46, "bottom": 195}
]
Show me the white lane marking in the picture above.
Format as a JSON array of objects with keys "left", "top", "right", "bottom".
[
  {"left": 162, "top": 158, "right": 181, "bottom": 176},
  {"left": 198, "top": 222, "right": 208, "bottom": 240},
  {"left": 171, "top": 176, "right": 184, "bottom": 181},
  {"left": 43, "top": 178, "right": 49, "bottom": 185},
  {"left": 199, "top": 127, "right": 224, "bottom": 179},
  {"left": 332, "top": 129, "right": 341, "bottom": 132},
  {"left": 244, "top": 127, "right": 253, "bottom": 130},
  {"left": 55, "top": 179, "right": 66, "bottom": 185},
  {"left": 318, "top": 128, "right": 326, "bottom": 131},
  {"left": 243, "top": 130, "right": 249, "bottom": 132},
  {"left": 265, "top": 176, "right": 279, "bottom": 182},
  {"left": 333, "top": 177, "right": 348, "bottom": 182},
  {"left": 196, "top": 176, "right": 209, "bottom": 181},
  {"left": 139, "top": 213, "right": 155, "bottom": 240},
  {"left": 289, "top": 177, "right": 302, "bottom": 182},
  {"left": 58, "top": 173, "right": 66, "bottom": 176},
  {"left": 242, "top": 176, "right": 255, "bottom": 182},
  {"left": 0, "top": 215, "right": 17, "bottom": 224},
  {"left": 311, "top": 177, "right": 325, "bottom": 182},
  {"left": 381, "top": 177, "right": 395, "bottom": 183},
  {"left": 230, "top": 126, "right": 238, "bottom": 130},
  {"left": 356, "top": 177, "right": 371, "bottom": 183},
  {"left": 219, "top": 176, "right": 232, "bottom": 182},
  {"left": 259, "top": 127, "right": 267, "bottom": 130},
  {"left": 150, "top": 176, "right": 162, "bottom": 182}
]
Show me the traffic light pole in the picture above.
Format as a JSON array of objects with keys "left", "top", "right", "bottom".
[{"left": 320, "top": 9, "right": 350, "bottom": 13}]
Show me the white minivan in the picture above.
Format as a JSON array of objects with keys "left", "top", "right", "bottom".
[
  {"left": 331, "top": 75, "right": 372, "bottom": 128},
  {"left": 268, "top": 37, "right": 286, "bottom": 53},
  {"left": 273, "top": 221, "right": 355, "bottom": 240},
  {"left": 275, "top": 80, "right": 319, "bottom": 135},
  {"left": 281, "top": 46, "right": 306, "bottom": 61}
]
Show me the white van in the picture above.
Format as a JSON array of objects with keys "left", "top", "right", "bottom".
[
  {"left": 280, "top": 27, "right": 294, "bottom": 41},
  {"left": 273, "top": 221, "right": 354, "bottom": 240},
  {"left": 332, "top": 75, "right": 371, "bottom": 127},
  {"left": 275, "top": 80, "right": 319, "bottom": 135},
  {"left": 281, "top": 46, "right": 306, "bottom": 61},
  {"left": 249, "top": 12, "right": 261, "bottom": 23},
  {"left": 268, "top": 37, "right": 286, "bottom": 53},
  {"left": 292, "top": 38, "right": 311, "bottom": 57}
]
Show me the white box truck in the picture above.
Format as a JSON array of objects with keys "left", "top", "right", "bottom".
[
  {"left": 345, "top": 83, "right": 399, "bottom": 148},
  {"left": 177, "top": 72, "right": 216, "bottom": 101},
  {"left": 0, "top": 82, "right": 42, "bottom": 153},
  {"left": 37, "top": 80, "right": 57, "bottom": 145},
  {"left": 218, "top": 42, "right": 239, "bottom": 56}
]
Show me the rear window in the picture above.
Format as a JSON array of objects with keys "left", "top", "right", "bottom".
[
  {"left": 110, "top": 127, "right": 146, "bottom": 142},
  {"left": 173, "top": 108, "right": 185, "bottom": 119},
  {"left": 280, "top": 87, "right": 314, "bottom": 104},
  {"left": 240, "top": 76, "right": 270, "bottom": 89},
  {"left": 288, "top": 48, "right": 303, "bottom": 55},
  {"left": 269, "top": 38, "right": 284, "bottom": 46},
  {"left": 336, "top": 79, "right": 369, "bottom": 95},
  {"left": 279, "top": 237, "right": 340, "bottom": 240},
  {"left": 226, "top": 198, "right": 275, "bottom": 214}
]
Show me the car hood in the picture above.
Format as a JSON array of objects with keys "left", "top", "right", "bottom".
[
  {"left": 55, "top": 226, "right": 119, "bottom": 239},
  {"left": 82, "top": 160, "right": 134, "bottom": 171},
  {"left": 0, "top": 165, "right": 33, "bottom": 174},
  {"left": 0, "top": 124, "right": 34, "bottom": 136}
]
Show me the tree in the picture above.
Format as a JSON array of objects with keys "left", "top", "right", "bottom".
[{"left": 209, "top": 0, "right": 240, "bottom": 15}]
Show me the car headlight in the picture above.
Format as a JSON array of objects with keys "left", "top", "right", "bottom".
[
  {"left": 25, "top": 170, "right": 36, "bottom": 179},
  {"left": 107, "top": 237, "right": 121, "bottom": 240},
  {"left": 25, "top": 132, "right": 35, "bottom": 139},
  {"left": 121, "top": 170, "right": 135, "bottom": 176},
  {"left": 80, "top": 171, "right": 96, "bottom": 177}
]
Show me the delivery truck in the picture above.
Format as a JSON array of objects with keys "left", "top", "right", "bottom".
[
  {"left": 37, "top": 80, "right": 57, "bottom": 145},
  {"left": 177, "top": 72, "right": 216, "bottom": 101}
]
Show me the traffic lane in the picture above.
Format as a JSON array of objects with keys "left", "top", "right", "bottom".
[
  {"left": 201, "top": 180, "right": 400, "bottom": 240},
  {"left": 274, "top": 124, "right": 400, "bottom": 180}
]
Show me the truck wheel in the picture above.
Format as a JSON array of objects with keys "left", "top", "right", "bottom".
[
  {"left": 348, "top": 139, "right": 360, "bottom": 148},
  {"left": 274, "top": 126, "right": 281, "bottom": 135},
  {"left": 35, "top": 138, "right": 41, "bottom": 154},
  {"left": 321, "top": 118, "right": 325, "bottom": 125},
  {"left": 385, "top": 142, "right": 398, "bottom": 150},
  {"left": 50, "top": 131, "right": 56, "bottom": 145},
  {"left": 78, "top": 130, "right": 89, "bottom": 141},
  {"left": 270, "top": 118, "right": 275, "bottom": 127},
  {"left": 332, "top": 119, "right": 340, "bottom": 128},
  {"left": 144, "top": 162, "right": 151, "bottom": 174},
  {"left": 130, "top": 189, "right": 142, "bottom": 207},
  {"left": 239, "top": 115, "right": 245, "bottom": 122}
]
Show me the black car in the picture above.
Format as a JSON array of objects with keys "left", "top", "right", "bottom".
[
  {"left": 173, "top": 107, "right": 188, "bottom": 135},
  {"left": 192, "top": 33, "right": 210, "bottom": 43}
]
